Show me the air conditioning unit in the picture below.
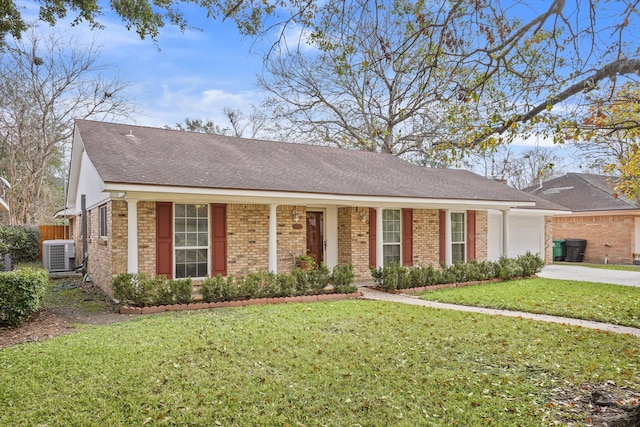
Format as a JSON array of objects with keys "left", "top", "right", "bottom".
[{"left": 43, "top": 240, "right": 76, "bottom": 272}]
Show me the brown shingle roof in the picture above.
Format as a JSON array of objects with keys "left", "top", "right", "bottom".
[
  {"left": 75, "top": 119, "right": 537, "bottom": 204},
  {"left": 524, "top": 173, "right": 638, "bottom": 211}
]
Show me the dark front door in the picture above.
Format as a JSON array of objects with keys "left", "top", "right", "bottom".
[{"left": 306, "top": 211, "right": 324, "bottom": 265}]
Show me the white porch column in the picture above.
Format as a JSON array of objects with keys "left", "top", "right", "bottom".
[
  {"left": 376, "top": 207, "right": 384, "bottom": 268},
  {"left": 502, "top": 209, "right": 510, "bottom": 258},
  {"left": 444, "top": 209, "right": 452, "bottom": 266},
  {"left": 325, "top": 206, "right": 338, "bottom": 269},
  {"left": 268, "top": 204, "right": 278, "bottom": 273},
  {"left": 126, "top": 198, "right": 139, "bottom": 273}
]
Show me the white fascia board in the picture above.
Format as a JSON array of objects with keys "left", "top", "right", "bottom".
[
  {"left": 510, "top": 208, "right": 573, "bottom": 216},
  {"left": 561, "top": 209, "right": 640, "bottom": 217},
  {"left": 103, "top": 183, "right": 536, "bottom": 210}
]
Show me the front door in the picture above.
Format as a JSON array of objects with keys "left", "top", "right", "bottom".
[{"left": 306, "top": 211, "right": 324, "bottom": 266}]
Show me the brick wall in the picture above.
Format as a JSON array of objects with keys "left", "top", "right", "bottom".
[
  {"left": 227, "top": 204, "right": 269, "bottom": 276},
  {"left": 553, "top": 214, "right": 638, "bottom": 264},
  {"left": 276, "top": 205, "right": 307, "bottom": 273},
  {"left": 544, "top": 216, "right": 553, "bottom": 263},
  {"left": 137, "top": 201, "right": 156, "bottom": 275},
  {"left": 412, "top": 209, "right": 441, "bottom": 266},
  {"left": 475, "top": 211, "right": 488, "bottom": 261},
  {"left": 337, "top": 207, "right": 370, "bottom": 278}
]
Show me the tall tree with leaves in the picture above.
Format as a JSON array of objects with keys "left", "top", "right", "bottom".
[
  {"left": 0, "top": 30, "right": 131, "bottom": 225},
  {"left": 570, "top": 83, "right": 640, "bottom": 198}
]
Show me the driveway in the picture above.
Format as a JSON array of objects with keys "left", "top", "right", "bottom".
[{"left": 538, "top": 264, "right": 640, "bottom": 287}]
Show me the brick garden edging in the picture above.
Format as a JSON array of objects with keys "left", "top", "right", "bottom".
[{"left": 120, "top": 291, "right": 363, "bottom": 314}]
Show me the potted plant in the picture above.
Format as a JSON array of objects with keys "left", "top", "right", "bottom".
[
  {"left": 633, "top": 253, "right": 640, "bottom": 265},
  {"left": 296, "top": 254, "right": 316, "bottom": 270}
]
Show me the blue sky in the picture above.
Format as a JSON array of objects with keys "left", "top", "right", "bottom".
[{"left": 18, "top": 1, "right": 280, "bottom": 128}]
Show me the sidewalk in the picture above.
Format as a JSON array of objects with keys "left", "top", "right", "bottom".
[{"left": 359, "top": 286, "right": 640, "bottom": 337}]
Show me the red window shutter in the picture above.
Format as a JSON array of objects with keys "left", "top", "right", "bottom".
[
  {"left": 156, "top": 202, "right": 173, "bottom": 278},
  {"left": 402, "top": 208, "right": 413, "bottom": 266},
  {"left": 369, "top": 208, "right": 376, "bottom": 268},
  {"left": 211, "top": 203, "right": 227, "bottom": 276},
  {"left": 439, "top": 209, "right": 446, "bottom": 264},
  {"left": 467, "top": 210, "right": 476, "bottom": 260}
]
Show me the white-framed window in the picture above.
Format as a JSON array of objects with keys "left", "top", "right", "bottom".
[
  {"left": 99, "top": 205, "right": 108, "bottom": 238},
  {"left": 174, "top": 203, "right": 209, "bottom": 278},
  {"left": 451, "top": 211, "right": 466, "bottom": 263},
  {"left": 383, "top": 209, "right": 401, "bottom": 265}
]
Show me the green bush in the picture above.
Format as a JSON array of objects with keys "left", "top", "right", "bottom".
[
  {"left": 516, "top": 252, "right": 545, "bottom": 276},
  {"left": 201, "top": 274, "right": 238, "bottom": 302},
  {"left": 0, "top": 225, "right": 40, "bottom": 264},
  {"left": 111, "top": 273, "right": 193, "bottom": 307},
  {"left": 0, "top": 267, "right": 48, "bottom": 327},
  {"left": 370, "top": 254, "right": 544, "bottom": 291},
  {"left": 331, "top": 263, "right": 357, "bottom": 293}
]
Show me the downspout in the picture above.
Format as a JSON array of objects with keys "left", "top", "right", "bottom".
[{"left": 81, "top": 194, "right": 88, "bottom": 275}]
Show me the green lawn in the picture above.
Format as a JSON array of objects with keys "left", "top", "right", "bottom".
[
  {"left": 419, "top": 278, "right": 640, "bottom": 328},
  {"left": 1, "top": 300, "right": 639, "bottom": 426}
]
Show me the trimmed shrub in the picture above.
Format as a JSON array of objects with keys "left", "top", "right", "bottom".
[
  {"left": 370, "top": 254, "right": 544, "bottom": 291},
  {"left": 170, "top": 278, "right": 194, "bottom": 304},
  {"left": 331, "top": 263, "right": 357, "bottom": 293},
  {"left": 111, "top": 273, "right": 192, "bottom": 307},
  {"left": 516, "top": 252, "right": 545, "bottom": 277},
  {"left": 201, "top": 274, "right": 238, "bottom": 302},
  {"left": 0, "top": 267, "right": 48, "bottom": 327},
  {"left": 0, "top": 225, "right": 40, "bottom": 264}
]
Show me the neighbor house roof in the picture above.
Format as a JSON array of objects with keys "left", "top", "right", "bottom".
[
  {"left": 73, "top": 119, "right": 540, "bottom": 206},
  {"left": 524, "top": 173, "right": 639, "bottom": 212}
]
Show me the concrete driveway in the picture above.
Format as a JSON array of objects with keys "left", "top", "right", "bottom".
[{"left": 538, "top": 264, "right": 640, "bottom": 287}]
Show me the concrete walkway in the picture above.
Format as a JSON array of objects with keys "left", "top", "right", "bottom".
[
  {"left": 359, "top": 285, "right": 640, "bottom": 337},
  {"left": 538, "top": 263, "right": 640, "bottom": 287}
]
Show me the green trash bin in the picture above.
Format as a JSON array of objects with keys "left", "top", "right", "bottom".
[{"left": 553, "top": 239, "right": 566, "bottom": 261}]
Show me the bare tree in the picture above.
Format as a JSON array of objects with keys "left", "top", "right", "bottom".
[
  {"left": 258, "top": 1, "right": 470, "bottom": 158},
  {"left": 463, "top": 146, "right": 567, "bottom": 190},
  {"left": 0, "top": 30, "right": 131, "bottom": 225},
  {"left": 170, "top": 107, "right": 270, "bottom": 139}
]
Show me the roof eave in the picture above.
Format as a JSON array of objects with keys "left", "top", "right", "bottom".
[{"left": 104, "top": 182, "right": 536, "bottom": 210}]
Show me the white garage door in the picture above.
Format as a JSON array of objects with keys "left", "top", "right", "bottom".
[{"left": 508, "top": 215, "right": 543, "bottom": 258}]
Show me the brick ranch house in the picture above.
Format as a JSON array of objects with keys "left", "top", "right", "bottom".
[
  {"left": 525, "top": 173, "right": 640, "bottom": 265},
  {"left": 63, "top": 120, "right": 565, "bottom": 294}
]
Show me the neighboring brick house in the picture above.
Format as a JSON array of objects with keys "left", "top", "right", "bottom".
[
  {"left": 525, "top": 173, "right": 640, "bottom": 265},
  {"left": 63, "top": 120, "right": 563, "bottom": 294}
]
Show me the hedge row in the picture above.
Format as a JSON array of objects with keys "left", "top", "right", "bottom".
[
  {"left": 0, "top": 267, "right": 48, "bottom": 327},
  {"left": 112, "top": 263, "right": 357, "bottom": 307},
  {"left": 0, "top": 225, "right": 40, "bottom": 268},
  {"left": 370, "top": 253, "right": 545, "bottom": 292}
]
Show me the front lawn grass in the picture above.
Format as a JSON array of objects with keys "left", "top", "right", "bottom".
[
  {"left": 1, "top": 300, "right": 639, "bottom": 426},
  {"left": 419, "top": 278, "right": 640, "bottom": 328}
]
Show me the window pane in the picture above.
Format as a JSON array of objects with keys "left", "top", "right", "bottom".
[
  {"left": 452, "top": 243, "right": 465, "bottom": 263},
  {"left": 186, "top": 233, "right": 198, "bottom": 246},
  {"left": 186, "top": 218, "right": 198, "bottom": 232},
  {"left": 175, "top": 204, "right": 208, "bottom": 277},
  {"left": 197, "top": 204, "right": 208, "bottom": 217},
  {"left": 383, "top": 244, "right": 400, "bottom": 265},
  {"left": 176, "top": 264, "right": 186, "bottom": 278},
  {"left": 383, "top": 209, "right": 401, "bottom": 244},
  {"left": 451, "top": 212, "right": 465, "bottom": 243}
]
